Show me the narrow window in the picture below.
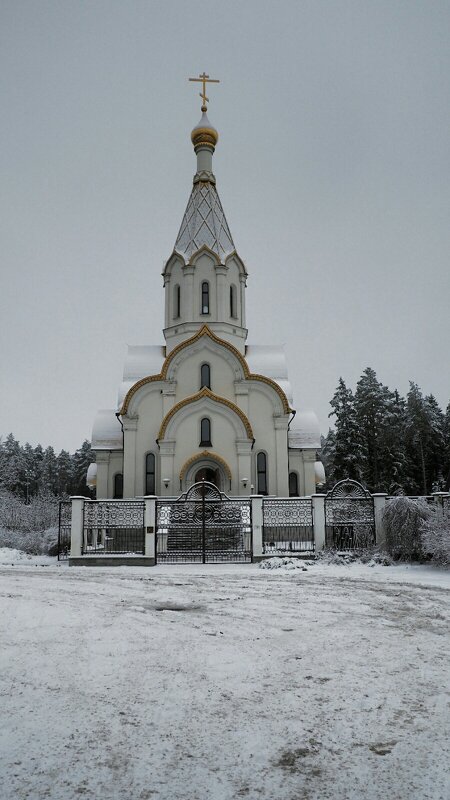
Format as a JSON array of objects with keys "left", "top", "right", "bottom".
[
  {"left": 201, "top": 282, "right": 210, "bottom": 315},
  {"left": 113, "top": 473, "right": 123, "bottom": 499},
  {"left": 230, "top": 284, "right": 237, "bottom": 318},
  {"left": 200, "top": 418, "right": 212, "bottom": 447},
  {"left": 200, "top": 363, "right": 211, "bottom": 389},
  {"left": 173, "top": 284, "right": 181, "bottom": 318},
  {"left": 257, "top": 452, "right": 268, "bottom": 495},
  {"left": 145, "top": 453, "right": 156, "bottom": 495},
  {"left": 289, "top": 472, "right": 299, "bottom": 497}
]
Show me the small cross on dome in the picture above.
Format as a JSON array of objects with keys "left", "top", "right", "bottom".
[{"left": 189, "top": 72, "right": 220, "bottom": 111}]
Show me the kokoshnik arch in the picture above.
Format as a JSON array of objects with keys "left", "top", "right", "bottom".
[{"left": 87, "top": 75, "right": 325, "bottom": 498}]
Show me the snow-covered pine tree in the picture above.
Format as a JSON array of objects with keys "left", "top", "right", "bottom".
[
  {"left": 443, "top": 402, "right": 450, "bottom": 490},
  {"left": 377, "top": 389, "right": 413, "bottom": 494},
  {"left": 0, "top": 434, "right": 27, "bottom": 498},
  {"left": 424, "top": 394, "right": 446, "bottom": 491},
  {"left": 405, "top": 383, "right": 445, "bottom": 494},
  {"left": 328, "top": 378, "right": 363, "bottom": 482},
  {"left": 72, "top": 440, "right": 95, "bottom": 496},
  {"left": 39, "top": 446, "right": 59, "bottom": 495},
  {"left": 354, "top": 368, "right": 391, "bottom": 491},
  {"left": 55, "top": 450, "right": 74, "bottom": 496}
]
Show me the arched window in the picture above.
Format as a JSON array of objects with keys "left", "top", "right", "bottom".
[
  {"left": 289, "top": 472, "right": 299, "bottom": 497},
  {"left": 113, "top": 473, "right": 123, "bottom": 499},
  {"left": 200, "top": 363, "right": 211, "bottom": 389},
  {"left": 230, "top": 284, "right": 237, "bottom": 318},
  {"left": 173, "top": 284, "right": 181, "bottom": 319},
  {"left": 257, "top": 452, "right": 268, "bottom": 495},
  {"left": 200, "top": 417, "right": 212, "bottom": 447},
  {"left": 145, "top": 453, "right": 156, "bottom": 495},
  {"left": 201, "top": 281, "right": 210, "bottom": 315}
]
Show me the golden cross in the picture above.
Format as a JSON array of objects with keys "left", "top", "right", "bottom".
[{"left": 189, "top": 72, "right": 220, "bottom": 110}]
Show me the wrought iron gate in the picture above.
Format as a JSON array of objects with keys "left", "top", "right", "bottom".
[
  {"left": 325, "top": 479, "right": 375, "bottom": 549},
  {"left": 155, "top": 481, "right": 252, "bottom": 563},
  {"left": 58, "top": 501, "right": 72, "bottom": 561}
]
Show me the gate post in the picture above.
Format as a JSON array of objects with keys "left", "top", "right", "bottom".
[
  {"left": 144, "top": 496, "right": 157, "bottom": 564},
  {"left": 432, "top": 492, "right": 447, "bottom": 517},
  {"left": 251, "top": 495, "right": 264, "bottom": 560},
  {"left": 70, "top": 496, "right": 85, "bottom": 558},
  {"left": 373, "top": 493, "right": 388, "bottom": 547},
  {"left": 311, "top": 494, "right": 325, "bottom": 552}
]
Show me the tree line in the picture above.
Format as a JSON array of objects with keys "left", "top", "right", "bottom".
[
  {"left": 321, "top": 368, "right": 450, "bottom": 495},
  {"left": 0, "top": 434, "right": 95, "bottom": 500}
]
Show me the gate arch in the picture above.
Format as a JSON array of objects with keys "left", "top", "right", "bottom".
[
  {"left": 155, "top": 481, "right": 251, "bottom": 563},
  {"left": 325, "top": 479, "right": 375, "bottom": 550}
]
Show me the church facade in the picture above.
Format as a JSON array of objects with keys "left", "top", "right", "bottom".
[{"left": 88, "top": 93, "right": 324, "bottom": 499}]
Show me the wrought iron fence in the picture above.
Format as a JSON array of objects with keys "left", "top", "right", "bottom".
[
  {"left": 156, "top": 483, "right": 252, "bottom": 563},
  {"left": 262, "top": 498, "right": 314, "bottom": 553},
  {"left": 325, "top": 480, "right": 375, "bottom": 550},
  {"left": 82, "top": 501, "right": 145, "bottom": 555},
  {"left": 58, "top": 501, "right": 72, "bottom": 561}
]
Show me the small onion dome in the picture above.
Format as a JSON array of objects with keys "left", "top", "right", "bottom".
[
  {"left": 191, "top": 110, "right": 218, "bottom": 151},
  {"left": 315, "top": 461, "right": 326, "bottom": 486}
]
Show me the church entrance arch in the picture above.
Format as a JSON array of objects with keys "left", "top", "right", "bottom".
[
  {"left": 194, "top": 466, "right": 220, "bottom": 488},
  {"left": 155, "top": 481, "right": 252, "bottom": 564},
  {"left": 181, "top": 451, "right": 232, "bottom": 494}
]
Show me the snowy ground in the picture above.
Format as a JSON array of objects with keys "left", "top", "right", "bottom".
[{"left": 0, "top": 556, "right": 449, "bottom": 800}]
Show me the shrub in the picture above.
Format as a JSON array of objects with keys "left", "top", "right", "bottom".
[
  {"left": 0, "top": 526, "right": 59, "bottom": 555},
  {"left": 382, "top": 496, "right": 432, "bottom": 560},
  {"left": 0, "top": 492, "right": 60, "bottom": 532},
  {"left": 420, "top": 507, "right": 450, "bottom": 566}
]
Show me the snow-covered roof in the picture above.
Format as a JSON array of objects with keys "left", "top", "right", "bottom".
[
  {"left": 174, "top": 181, "right": 235, "bottom": 261},
  {"left": 123, "top": 345, "right": 165, "bottom": 381},
  {"left": 288, "top": 411, "right": 321, "bottom": 450},
  {"left": 246, "top": 345, "right": 293, "bottom": 405},
  {"left": 117, "top": 381, "right": 135, "bottom": 409},
  {"left": 92, "top": 410, "right": 123, "bottom": 451}
]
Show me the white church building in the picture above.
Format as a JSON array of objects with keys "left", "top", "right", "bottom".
[{"left": 88, "top": 86, "right": 324, "bottom": 499}]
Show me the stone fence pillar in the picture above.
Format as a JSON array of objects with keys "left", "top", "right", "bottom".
[
  {"left": 373, "top": 494, "right": 388, "bottom": 547},
  {"left": 432, "top": 492, "right": 448, "bottom": 516},
  {"left": 144, "top": 496, "right": 157, "bottom": 563},
  {"left": 70, "top": 496, "right": 86, "bottom": 558},
  {"left": 251, "top": 496, "right": 264, "bottom": 560},
  {"left": 311, "top": 494, "right": 325, "bottom": 552}
]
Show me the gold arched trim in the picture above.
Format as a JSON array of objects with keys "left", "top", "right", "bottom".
[
  {"left": 157, "top": 387, "right": 254, "bottom": 441},
  {"left": 186, "top": 243, "right": 221, "bottom": 266},
  {"left": 179, "top": 451, "right": 232, "bottom": 482},
  {"left": 119, "top": 325, "right": 292, "bottom": 415}
]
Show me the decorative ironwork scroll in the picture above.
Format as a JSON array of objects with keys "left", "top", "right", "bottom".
[
  {"left": 83, "top": 501, "right": 145, "bottom": 555},
  {"left": 58, "top": 501, "right": 72, "bottom": 561},
  {"left": 325, "top": 479, "right": 375, "bottom": 549},
  {"left": 262, "top": 498, "right": 314, "bottom": 553},
  {"left": 156, "top": 481, "right": 252, "bottom": 563}
]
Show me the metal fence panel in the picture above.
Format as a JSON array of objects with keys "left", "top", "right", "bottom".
[
  {"left": 58, "top": 501, "right": 72, "bottom": 561},
  {"left": 262, "top": 498, "right": 314, "bottom": 553},
  {"left": 82, "top": 501, "right": 145, "bottom": 555}
]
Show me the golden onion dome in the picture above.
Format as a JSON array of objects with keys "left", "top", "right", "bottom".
[{"left": 191, "top": 109, "right": 219, "bottom": 151}]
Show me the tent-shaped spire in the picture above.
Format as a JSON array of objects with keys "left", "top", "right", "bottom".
[{"left": 174, "top": 109, "right": 235, "bottom": 261}]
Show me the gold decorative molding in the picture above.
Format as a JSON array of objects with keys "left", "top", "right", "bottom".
[
  {"left": 119, "top": 325, "right": 292, "bottom": 416},
  {"left": 157, "top": 387, "right": 253, "bottom": 441},
  {"left": 179, "top": 450, "right": 232, "bottom": 481}
]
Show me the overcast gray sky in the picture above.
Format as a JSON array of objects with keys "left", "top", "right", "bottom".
[{"left": 1, "top": 0, "right": 449, "bottom": 453}]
